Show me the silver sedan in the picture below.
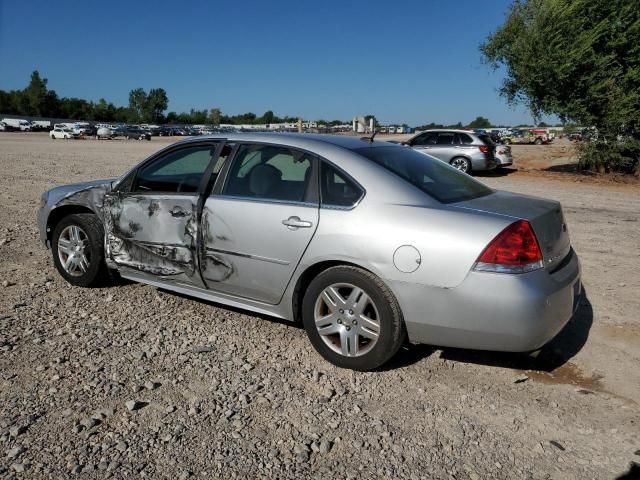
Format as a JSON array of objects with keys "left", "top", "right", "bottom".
[{"left": 37, "top": 133, "right": 581, "bottom": 370}]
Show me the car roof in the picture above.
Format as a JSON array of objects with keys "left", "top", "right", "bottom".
[
  {"left": 174, "top": 132, "right": 394, "bottom": 152},
  {"left": 419, "top": 129, "right": 478, "bottom": 134}
]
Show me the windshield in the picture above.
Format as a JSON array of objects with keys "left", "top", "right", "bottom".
[{"left": 355, "top": 146, "right": 493, "bottom": 204}]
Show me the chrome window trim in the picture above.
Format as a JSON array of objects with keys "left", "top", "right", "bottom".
[{"left": 209, "top": 194, "right": 318, "bottom": 208}]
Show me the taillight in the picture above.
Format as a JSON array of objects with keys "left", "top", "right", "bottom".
[
  {"left": 479, "top": 145, "right": 489, "bottom": 153},
  {"left": 474, "top": 220, "right": 543, "bottom": 274}
]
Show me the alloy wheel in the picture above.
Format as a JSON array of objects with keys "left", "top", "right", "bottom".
[
  {"left": 313, "top": 283, "right": 381, "bottom": 357},
  {"left": 57, "top": 225, "right": 91, "bottom": 277},
  {"left": 450, "top": 157, "right": 470, "bottom": 173}
]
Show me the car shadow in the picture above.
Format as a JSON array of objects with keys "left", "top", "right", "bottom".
[
  {"left": 152, "top": 285, "right": 593, "bottom": 376},
  {"left": 474, "top": 167, "right": 518, "bottom": 178},
  {"left": 616, "top": 462, "right": 640, "bottom": 479},
  {"left": 382, "top": 289, "right": 593, "bottom": 374}
]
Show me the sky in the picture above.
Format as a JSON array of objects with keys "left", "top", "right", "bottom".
[{"left": 0, "top": 0, "right": 554, "bottom": 126}]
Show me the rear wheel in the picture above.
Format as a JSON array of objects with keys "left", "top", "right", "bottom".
[
  {"left": 450, "top": 156, "right": 471, "bottom": 174},
  {"left": 52, "top": 214, "right": 110, "bottom": 287},
  {"left": 302, "top": 266, "right": 406, "bottom": 371}
]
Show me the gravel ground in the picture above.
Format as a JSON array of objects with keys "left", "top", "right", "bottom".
[{"left": 1, "top": 133, "right": 639, "bottom": 479}]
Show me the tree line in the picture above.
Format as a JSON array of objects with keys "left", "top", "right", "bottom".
[{"left": 0, "top": 71, "right": 349, "bottom": 126}]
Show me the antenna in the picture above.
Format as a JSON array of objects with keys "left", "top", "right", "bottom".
[{"left": 360, "top": 129, "right": 379, "bottom": 143}]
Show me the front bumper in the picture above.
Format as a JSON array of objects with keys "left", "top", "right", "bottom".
[{"left": 393, "top": 249, "right": 581, "bottom": 352}]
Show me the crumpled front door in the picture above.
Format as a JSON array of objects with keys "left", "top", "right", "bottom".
[{"left": 103, "top": 192, "right": 204, "bottom": 287}]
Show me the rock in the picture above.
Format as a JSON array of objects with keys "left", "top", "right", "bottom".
[
  {"left": 319, "top": 440, "right": 332, "bottom": 454},
  {"left": 11, "top": 463, "right": 26, "bottom": 473},
  {"left": 192, "top": 346, "right": 214, "bottom": 353},
  {"left": 7, "top": 446, "right": 24, "bottom": 459},
  {"left": 125, "top": 400, "right": 146, "bottom": 411},
  {"left": 514, "top": 374, "right": 529, "bottom": 384},
  {"left": 80, "top": 417, "right": 99, "bottom": 429},
  {"left": 179, "top": 471, "right": 192, "bottom": 480},
  {"left": 144, "top": 381, "right": 161, "bottom": 390},
  {"left": 575, "top": 388, "right": 594, "bottom": 395},
  {"left": 188, "top": 406, "right": 200, "bottom": 416},
  {"left": 9, "top": 425, "right": 26, "bottom": 437},
  {"left": 116, "top": 441, "right": 128, "bottom": 452},
  {"left": 165, "top": 405, "right": 176, "bottom": 414},
  {"left": 549, "top": 440, "right": 566, "bottom": 451}
]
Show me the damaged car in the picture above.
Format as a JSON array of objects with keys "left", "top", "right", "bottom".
[{"left": 37, "top": 133, "right": 581, "bottom": 371}]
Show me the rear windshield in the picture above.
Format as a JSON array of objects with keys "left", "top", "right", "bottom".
[{"left": 354, "top": 146, "right": 492, "bottom": 204}]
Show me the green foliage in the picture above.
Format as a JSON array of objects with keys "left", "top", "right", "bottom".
[
  {"left": 578, "top": 138, "right": 640, "bottom": 174},
  {"left": 468, "top": 116, "right": 492, "bottom": 129},
  {"left": 481, "top": 0, "right": 640, "bottom": 173}
]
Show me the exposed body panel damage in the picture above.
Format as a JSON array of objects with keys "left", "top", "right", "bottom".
[
  {"left": 52, "top": 181, "right": 113, "bottom": 221},
  {"left": 103, "top": 194, "right": 202, "bottom": 284},
  {"left": 199, "top": 206, "right": 235, "bottom": 283}
]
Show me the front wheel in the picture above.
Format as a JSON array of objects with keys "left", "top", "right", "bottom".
[
  {"left": 534, "top": 138, "right": 543, "bottom": 145},
  {"left": 51, "top": 214, "right": 110, "bottom": 287},
  {"left": 450, "top": 156, "right": 471, "bottom": 174},
  {"left": 302, "top": 266, "right": 406, "bottom": 371}
]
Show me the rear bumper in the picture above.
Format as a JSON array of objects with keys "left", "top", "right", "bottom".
[{"left": 392, "top": 249, "right": 581, "bottom": 352}]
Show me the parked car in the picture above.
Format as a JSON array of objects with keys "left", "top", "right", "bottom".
[
  {"left": 50, "top": 127, "right": 77, "bottom": 139},
  {"left": 403, "top": 129, "right": 496, "bottom": 174},
  {"left": 123, "top": 127, "right": 151, "bottom": 140},
  {"left": 37, "top": 133, "right": 580, "bottom": 371},
  {"left": 96, "top": 127, "right": 115, "bottom": 139},
  {"left": 502, "top": 129, "right": 548, "bottom": 145},
  {"left": 0, "top": 121, "right": 18, "bottom": 131},
  {"left": 494, "top": 144, "right": 513, "bottom": 167},
  {"left": 31, "top": 120, "right": 52, "bottom": 131},
  {"left": 569, "top": 132, "right": 583, "bottom": 142},
  {"left": 1, "top": 118, "right": 32, "bottom": 131}
]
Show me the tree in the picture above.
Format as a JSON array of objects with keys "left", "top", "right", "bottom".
[
  {"left": 128, "top": 88, "right": 147, "bottom": 123},
  {"left": 23, "top": 71, "right": 48, "bottom": 116},
  {"left": 260, "top": 110, "right": 275, "bottom": 125},
  {"left": 467, "top": 116, "right": 492, "bottom": 129},
  {"left": 209, "top": 108, "right": 221, "bottom": 125},
  {"left": 146, "top": 88, "right": 168, "bottom": 123},
  {"left": 481, "top": 0, "right": 640, "bottom": 173}
]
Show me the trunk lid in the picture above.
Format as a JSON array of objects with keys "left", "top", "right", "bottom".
[{"left": 451, "top": 190, "right": 571, "bottom": 271}]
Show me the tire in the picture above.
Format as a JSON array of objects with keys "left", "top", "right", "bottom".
[
  {"left": 51, "top": 213, "right": 110, "bottom": 287},
  {"left": 302, "top": 266, "right": 406, "bottom": 371},
  {"left": 534, "top": 138, "right": 543, "bottom": 145},
  {"left": 503, "top": 139, "right": 511, "bottom": 145},
  {"left": 450, "top": 156, "right": 471, "bottom": 174}
]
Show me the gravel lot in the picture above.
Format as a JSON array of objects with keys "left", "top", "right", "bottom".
[{"left": 1, "top": 133, "right": 639, "bottom": 479}]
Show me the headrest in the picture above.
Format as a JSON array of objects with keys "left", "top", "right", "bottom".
[{"left": 249, "top": 163, "right": 282, "bottom": 197}]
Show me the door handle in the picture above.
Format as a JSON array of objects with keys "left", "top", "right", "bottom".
[{"left": 282, "top": 216, "right": 312, "bottom": 229}]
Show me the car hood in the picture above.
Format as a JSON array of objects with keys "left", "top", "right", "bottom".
[{"left": 46, "top": 178, "right": 116, "bottom": 200}]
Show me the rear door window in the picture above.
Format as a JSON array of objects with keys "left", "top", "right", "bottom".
[
  {"left": 436, "top": 133, "right": 455, "bottom": 145},
  {"left": 223, "top": 144, "right": 313, "bottom": 202}
]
